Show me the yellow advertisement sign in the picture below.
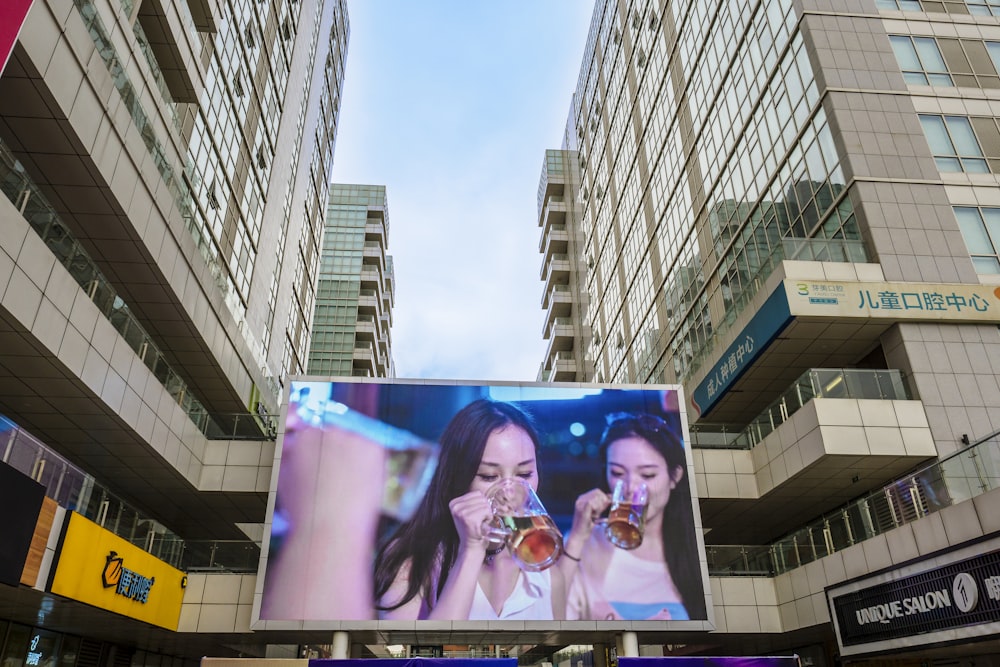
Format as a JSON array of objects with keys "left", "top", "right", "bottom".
[
  {"left": 785, "top": 280, "right": 1000, "bottom": 322},
  {"left": 50, "top": 513, "right": 186, "bottom": 630}
]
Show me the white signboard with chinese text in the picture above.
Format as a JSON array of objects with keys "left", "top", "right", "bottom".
[{"left": 784, "top": 280, "right": 1000, "bottom": 322}]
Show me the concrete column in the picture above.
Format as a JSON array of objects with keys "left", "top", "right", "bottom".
[
  {"left": 331, "top": 632, "right": 350, "bottom": 659},
  {"left": 619, "top": 632, "right": 639, "bottom": 657}
]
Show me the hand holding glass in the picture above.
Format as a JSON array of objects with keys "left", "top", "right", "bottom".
[
  {"left": 483, "top": 478, "right": 563, "bottom": 571},
  {"left": 292, "top": 385, "right": 439, "bottom": 521},
  {"left": 603, "top": 479, "right": 648, "bottom": 550}
]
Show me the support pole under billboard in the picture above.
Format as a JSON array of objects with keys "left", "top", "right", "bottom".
[
  {"left": 620, "top": 632, "right": 638, "bottom": 657},
  {"left": 331, "top": 632, "right": 349, "bottom": 659}
]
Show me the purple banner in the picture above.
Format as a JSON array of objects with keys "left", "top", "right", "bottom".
[{"left": 619, "top": 658, "right": 800, "bottom": 667}]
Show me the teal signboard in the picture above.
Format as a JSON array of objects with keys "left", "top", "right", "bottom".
[{"left": 690, "top": 287, "right": 792, "bottom": 418}]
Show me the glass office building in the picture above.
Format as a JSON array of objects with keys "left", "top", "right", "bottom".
[
  {"left": 0, "top": 0, "right": 349, "bottom": 660},
  {"left": 539, "top": 0, "right": 1000, "bottom": 661},
  {"left": 3, "top": 0, "right": 1000, "bottom": 663},
  {"left": 307, "top": 184, "right": 395, "bottom": 378}
]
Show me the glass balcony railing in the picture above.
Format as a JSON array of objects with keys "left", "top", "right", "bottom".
[
  {"left": 537, "top": 363, "right": 553, "bottom": 383},
  {"left": 1, "top": 414, "right": 263, "bottom": 571},
  {"left": 553, "top": 350, "right": 576, "bottom": 364},
  {"left": 705, "top": 430, "right": 1000, "bottom": 577},
  {"left": 690, "top": 367, "right": 911, "bottom": 449},
  {"left": 0, "top": 140, "right": 275, "bottom": 442},
  {"left": 153, "top": 538, "right": 262, "bottom": 572}
]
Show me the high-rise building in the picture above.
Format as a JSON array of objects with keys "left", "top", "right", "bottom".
[
  {"left": 0, "top": 0, "right": 347, "bottom": 658},
  {"left": 307, "top": 184, "right": 395, "bottom": 378},
  {"left": 540, "top": 0, "right": 1000, "bottom": 660}
]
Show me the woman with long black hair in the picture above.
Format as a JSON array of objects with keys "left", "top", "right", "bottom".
[
  {"left": 374, "top": 398, "right": 596, "bottom": 620},
  {"left": 566, "top": 412, "right": 706, "bottom": 620}
]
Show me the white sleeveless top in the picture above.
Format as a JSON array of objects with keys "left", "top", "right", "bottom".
[
  {"left": 568, "top": 540, "right": 687, "bottom": 620},
  {"left": 468, "top": 569, "right": 553, "bottom": 620}
]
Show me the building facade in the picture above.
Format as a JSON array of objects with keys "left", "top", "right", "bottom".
[
  {"left": 307, "top": 184, "right": 395, "bottom": 378},
  {"left": 5, "top": 0, "right": 1000, "bottom": 663},
  {"left": 0, "top": 0, "right": 348, "bottom": 659},
  {"left": 539, "top": 0, "right": 1000, "bottom": 662}
]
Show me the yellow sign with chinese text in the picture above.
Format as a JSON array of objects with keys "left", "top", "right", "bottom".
[{"left": 50, "top": 512, "right": 186, "bottom": 630}]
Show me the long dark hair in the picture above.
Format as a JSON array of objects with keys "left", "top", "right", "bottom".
[
  {"left": 373, "top": 398, "right": 540, "bottom": 612},
  {"left": 600, "top": 412, "right": 706, "bottom": 620}
]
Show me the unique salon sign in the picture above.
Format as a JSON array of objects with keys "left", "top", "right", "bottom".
[{"left": 828, "top": 546, "right": 1000, "bottom": 654}]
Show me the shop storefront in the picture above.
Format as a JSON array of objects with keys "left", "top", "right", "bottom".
[{"left": 827, "top": 534, "right": 1000, "bottom": 660}]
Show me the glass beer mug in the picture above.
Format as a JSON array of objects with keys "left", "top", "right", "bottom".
[
  {"left": 483, "top": 477, "right": 563, "bottom": 571},
  {"left": 290, "top": 384, "right": 439, "bottom": 522},
  {"left": 603, "top": 479, "right": 648, "bottom": 550}
]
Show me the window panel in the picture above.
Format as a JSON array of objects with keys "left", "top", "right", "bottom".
[
  {"left": 876, "top": 0, "right": 915, "bottom": 9},
  {"left": 891, "top": 35, "right": 953, "bottom": 86},
  {"left": 972, "top": 256, "right": 1000, "bottom": 273},
  {"left": 945, "top": 116, "right": 982, "bottom": 154},
  {"left": 920, "top": 114, "right": 992, "bottom": 173},
  {"left": 986, "top": 41, "right": 1000, "bottom": 74},
  {"left": 954, "top": 206, "right": 1000, "bottom": 273},
  {"left": 982, "top": 207, "right": 1000, "bottom": 241},
  {"left": 914, "top": 37, "right": 949, "bottom": 71},
  {"left": 890, "top": 36, "right": 921, "bottom": 70},
  {"left": 920, "top": 115, "right": 955, "bottom": 154},
  {"left": 955, "top": 207, "right": 995, "bottom": 253},
  {"left": 968, "top": 0, "right": 1000, "bottom": 17}
]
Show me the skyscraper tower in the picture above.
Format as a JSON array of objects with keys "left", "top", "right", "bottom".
[
  {"left": 307, "top": 184, "right": 395, "bottom": 378},
  {"left": 540, "top": 0, "right": 1000, "bottom": 658},
  {"left": 0, "top": 0, "right": 349, "bottom": 655}
]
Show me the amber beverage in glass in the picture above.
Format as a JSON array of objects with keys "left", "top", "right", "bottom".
[
  {"left": 485, "top": 478, "right": 563, "bottom": 571},
  {"left": 604, "top": 479, "right": 648, "bottom": 550}
]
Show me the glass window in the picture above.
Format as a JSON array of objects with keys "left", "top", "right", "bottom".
[
  {"left": 954, "top": 206, "right": 1000, "bottom": 273},
  {"left": 1, "top": 624, "right": 32, "bottom": 667},
  {"left": 968, "top": 0, "right": 1000, "bottom": 16},
  {"left": 876, "top": 0, "right": 923, "bottom": 9},
  {"left": 919, "top": 115, "right": 989, "bottom": 172},
  {"left": 986, "top": 41, "right": 1000, "bottom": 74},
  {"left": 889, "top": 35, "right": 953, "bottom": 85}
]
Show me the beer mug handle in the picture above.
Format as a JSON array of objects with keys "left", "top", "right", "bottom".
[{"left": 482, "top": 517, "right": 510, "bottom": 550}]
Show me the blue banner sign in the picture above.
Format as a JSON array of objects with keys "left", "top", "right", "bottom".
[{"left": 690, "top": 287, "right": 792, "bottom": 418}]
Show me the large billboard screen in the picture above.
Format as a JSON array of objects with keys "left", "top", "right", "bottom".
[{"left": 255, "top": 379, "right": 711, "bottom": 629}]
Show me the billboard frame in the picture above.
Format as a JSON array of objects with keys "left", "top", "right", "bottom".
[{"left": 251, "top": 376, "right": 716, "bottom": 637}]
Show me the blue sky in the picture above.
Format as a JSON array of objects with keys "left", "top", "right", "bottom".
[{"left": 331, "top": 1, "right": 594, "bottom": 381}]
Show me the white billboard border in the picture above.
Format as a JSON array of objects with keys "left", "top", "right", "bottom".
[{"left": 249, "top": 376, "right": 716, "bottom": 634}]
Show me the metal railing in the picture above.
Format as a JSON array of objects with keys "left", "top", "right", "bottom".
[
  {"left": 1, "top": 414, "right": 264, "bottom": 570},
  {"left": 690, "top": 367, "right": 910, "bottom": 449},
  {"left": 705, "top": 431, "right": 1000, "bottom": 576},
  {"left": 0, "top": 140, "right": 276, "bottom": 442}
]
